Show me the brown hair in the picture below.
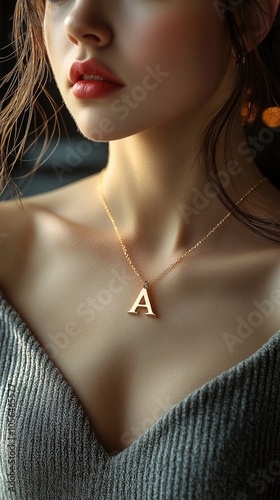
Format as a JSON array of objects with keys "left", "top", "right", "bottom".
[
  {"left": 0, "top": 0, "right": 57, "bottom": 200},
  {"left": 198, "top": 0, "right": 280, "bottom": 243},
  {"left": 0, "top": 0, "right": 280, "bottom": 241}
]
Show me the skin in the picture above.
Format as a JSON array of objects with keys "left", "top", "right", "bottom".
[
  {"left": 43, "top": 0, "right": 277, "bottom": 253},
  {"left": 0, "top": 0, "right": 279, "bottom": 454}
]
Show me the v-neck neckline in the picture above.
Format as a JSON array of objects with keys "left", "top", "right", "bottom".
[{"left": 1, "top": 291, "right": 280, "bottom": 459}]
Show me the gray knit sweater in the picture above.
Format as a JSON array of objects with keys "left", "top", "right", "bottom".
[{"left": 0, "top": 292, "right": 280, "bottom": 500}]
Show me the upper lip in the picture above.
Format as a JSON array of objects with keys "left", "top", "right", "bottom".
[{"left": 69, "top": 60, "right": 125, "bottom": 86}]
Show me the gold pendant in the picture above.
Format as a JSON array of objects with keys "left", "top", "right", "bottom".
[{"left": 128, "top": 283, "right": 157, "bottom": 318}]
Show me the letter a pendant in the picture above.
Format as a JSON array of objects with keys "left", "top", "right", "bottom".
[{"left": 128, "top": 283, "right": 157, "bottom": 317}]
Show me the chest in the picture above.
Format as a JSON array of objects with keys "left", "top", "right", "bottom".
[
  {"left": 4, "top": 225, "right": 280, "bottom": 454},
  {"left": 2, "top": 308, "right": 279, "bottom": 499}
]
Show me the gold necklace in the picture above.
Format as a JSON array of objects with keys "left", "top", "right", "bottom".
[{"left": 98, "top": 168, "right": 267, "bottom": 318}]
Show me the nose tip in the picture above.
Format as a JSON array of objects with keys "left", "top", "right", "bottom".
[
  {"left": 67, "top": 31, "right": 112, "bottom": 47},
  {"left": 65, "top": 14, "right": 113, "bottom": 48}
]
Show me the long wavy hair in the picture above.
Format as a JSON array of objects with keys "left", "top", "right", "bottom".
[{"left": 0, "top": 0, "right": 280, "bottom": 241}]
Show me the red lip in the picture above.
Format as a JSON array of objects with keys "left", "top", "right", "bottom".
[
  {"left": 69, "top": 59, "right": 125, "bottom": 100},
  {"left": 69, "top": 60, "right": 124, "bottom": 86}
]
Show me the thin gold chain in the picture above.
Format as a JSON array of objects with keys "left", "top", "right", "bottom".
[{"left": 98, "top": 168, "right": 267, "bottom": 287}]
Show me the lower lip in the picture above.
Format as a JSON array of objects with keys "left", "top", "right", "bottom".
[{"left": 71, "top": 80, "right": 123, "bottom": 99}]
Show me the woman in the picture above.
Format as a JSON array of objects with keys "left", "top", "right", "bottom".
[{"left": 0, "top": 0, "right": 280, "bottom": 498}]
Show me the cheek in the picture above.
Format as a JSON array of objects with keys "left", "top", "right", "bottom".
[
  {"left": 43, "top": 24, "right": 54, "bottom": 68},
  {"left": 124, "top": 6, "right": 229, "bottom": 84},
  {"left": 43, "top": 15, "right": 65, "bottom": 77}
]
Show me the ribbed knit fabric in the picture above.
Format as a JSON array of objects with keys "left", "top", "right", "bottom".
[{"left": 0, "top": 293, "right": 280, "bottom": 500}]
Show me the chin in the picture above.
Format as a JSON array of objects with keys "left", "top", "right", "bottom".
[{"left": 74, "top": 119, "right": 146, "bottom": 143}]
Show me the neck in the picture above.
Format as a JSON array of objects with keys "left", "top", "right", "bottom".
[{"left": 101, "top": 112, "right": 265, "bottom": 258}]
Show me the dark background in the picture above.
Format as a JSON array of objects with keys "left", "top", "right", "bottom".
[{"left": 0, "top": 1, "right": 279, "bottom": 201}]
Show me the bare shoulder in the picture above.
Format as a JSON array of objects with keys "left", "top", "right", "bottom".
[
  {"left": 0, "top": 198, "right": 36, "bottom": 288},
  {"left": 0, "top": 173, "right": 100, "bottom": 288},
  {"left": 16, "top": 171, "right": 100, "bottom": 221},
  {"left": 0, "top": 198, "right": 30, "bottom": 246}
]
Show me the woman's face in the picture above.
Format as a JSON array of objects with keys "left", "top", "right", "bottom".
[{"left": 43, "top": 0, "right": 237, "bottom": 142}]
